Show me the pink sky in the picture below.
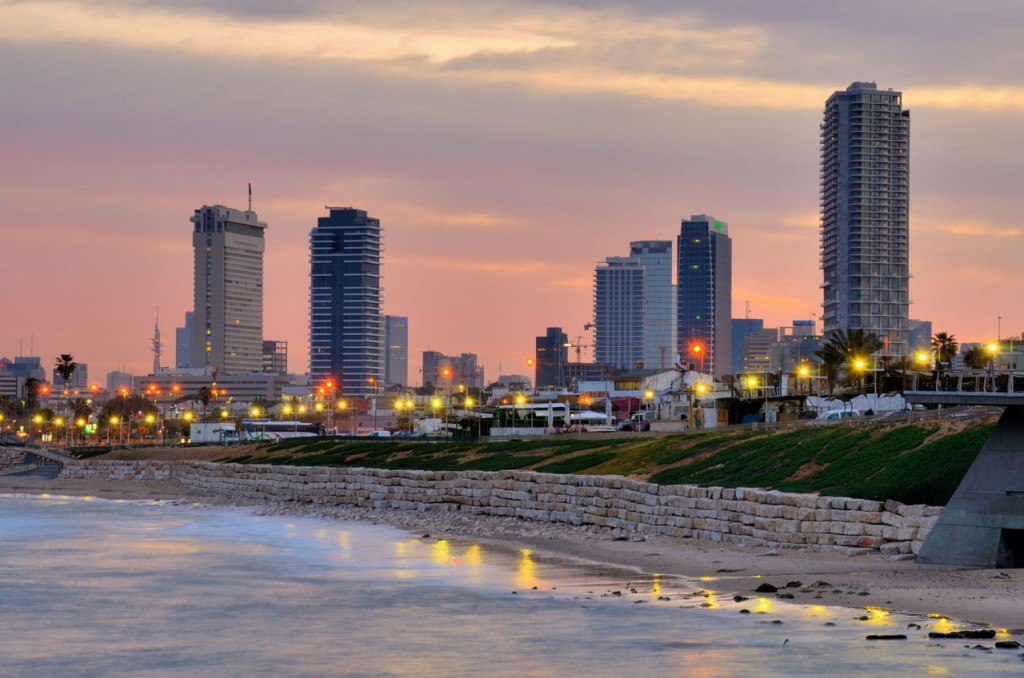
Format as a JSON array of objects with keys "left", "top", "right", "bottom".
[{"left": 1, "top": 1, "right": 1022, "bottom": 385}]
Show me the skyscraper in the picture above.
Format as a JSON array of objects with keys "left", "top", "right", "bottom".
[
  {"left": 820, "top": 82, "right": 910, "bottom": 355},
  {"left": 309, "top": 207, "right": 383, "bottom": 397},
  {"left": 677, "top": 214, "right": 732, "bottom": 377},
  {"left": 190, "top": 205, "right": 266, "bottom": 374},
  {"left": 629, "top": 241, "right": 676, "bottom": 370},
  {"left": 535, "top": 327, "right": 568, "bottom": 389},
  {"left": 384, "top": 315, "right": 409, "bottom": 387},
  {"left": 594, "top": 257, "right": 645, "bottom": 371}
]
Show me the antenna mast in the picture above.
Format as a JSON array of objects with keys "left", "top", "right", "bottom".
[
  {"left": 248, "top": 181, "right": 253, "bottom": 212},
  {"left": 151, "top": 307, "right": 163, "bottom": 375}
]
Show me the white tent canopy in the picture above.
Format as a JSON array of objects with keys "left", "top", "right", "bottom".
[{"left": 569, "top": 411, "right": 611, "bottom": 422}]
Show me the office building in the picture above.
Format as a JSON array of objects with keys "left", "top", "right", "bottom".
[
  {"left": 175, "top": 311, "right": 194, "bottom": 369},
  {"left": 535, "top": 327, "right": 569, "bottom": 389},
  {"left": 677, "top": 214, "right": 732, "bottom": 378},
  {"left": 908, "top": 319, "right": 933, "bottom": 354},
  {"left": 594, "top": 257, "right": 645, "bottom": 370},
  {"left": 629, "top": 241, "right": 676, "bottom": 370},
  {"left": 310, "top": 207, "right": 384, "bottom": 397},
  {"left": 190, "top": 204, "right": 266, "bottom": 373},
  {"left": 384, "top": 315, "right": 409, "bottom": 387},
  {"left": 731, "top": 319, "right": 764, "bottom": 378},
  {"left": 106, "top": 371, "right": 134, "bottom": 393},
  {"left": 262, "top": 340, "right": 288, "bottom": 375},
  {"left": 821, "top": 82, "right": 910, "bottom": 355}
]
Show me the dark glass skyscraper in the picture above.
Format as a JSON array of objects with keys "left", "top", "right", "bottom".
[
  {"left": 677, "top": 214, "right": 732, "bottom": 377},
  {"left": 821, "top": 82, "right": 910, "bottom": 355},
  {"left": 309, "top": 207, "right": 383, "bottom": 397},
  {"left": 535, "top": 327, "right": 568, "bottom": 389}
]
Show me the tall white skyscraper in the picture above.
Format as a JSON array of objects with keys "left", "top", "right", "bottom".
[
  {"left": 821, "top": 82, "right": 910, "bottom": 355},
  {"left": 629, "top": 240, "right": 675, "bottom": 370},
  {"left": 190, "top": 204, "right": 266, "bottom": 374},
  {"left": 594, "top": 256, "right": 645, "bottom": 371}
]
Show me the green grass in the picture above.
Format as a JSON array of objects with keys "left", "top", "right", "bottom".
[{"left": 533, "top": 452, "right": 619, "bottom": 474}]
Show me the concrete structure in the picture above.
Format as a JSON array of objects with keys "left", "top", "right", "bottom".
[
  {"left": 742, "top": 330, "right": 774, "bottom": 374},
  {"left": 175, "top": 311, "right": 194, "bottom": 369},
  {"left": 132, "top": 371, "right": 290, "bottom": 403},
  {"left": 821, "top": 82, "right": 910, "bottom": 356},
  {"left": 594, "top": 256, "right": 645, "bottom": 370},
  {"left": 0, "top": 356, "right": 45, "bottom": 382},
  {"left": 310, "top": 207, "right": 384, "bottom": 397},
  {"left": 535, "top": 327, "right": 568, "bottom": 389},
  {"left": 262, "top": 340, "right": 287, "bottom": 375},
  {"left": 731, "top": 319, "right": 763, "bottom": 378},
  {"left": 907, "top": 319, "right": 933, "bottom": 355},
  {"left": 0, "top": 372, "right": 22, "bottom": 398},
  {"left": 629, "top": 240, "right": 676, "bottom": 370},
  {"left": 190, "top": 204, "right": 266, "bottom": 373},
  {"left": 384, "top": 315, "right": 409, "bottom": 387},
  {"left": 906, "top": 393, "right": 1024, "bottom": 567},
  {"left": 677, "top": 214, "right": 732, "bottom": 378}
]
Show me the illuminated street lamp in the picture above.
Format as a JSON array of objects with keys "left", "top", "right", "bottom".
[{"left": 987, "top": 342, "right": 999, "bottom": 392}]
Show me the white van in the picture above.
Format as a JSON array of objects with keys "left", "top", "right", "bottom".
[{"left": 816, "top": 410, "right": 860, "bottom": 421}]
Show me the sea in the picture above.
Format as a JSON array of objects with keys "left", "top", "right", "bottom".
[{"left": 0, "top": 493, "right": 1019, "bottom": 677}]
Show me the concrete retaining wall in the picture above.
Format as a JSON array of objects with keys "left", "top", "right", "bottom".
[{"left": 60, "top": 460, "right": 942, "bottom": 555}]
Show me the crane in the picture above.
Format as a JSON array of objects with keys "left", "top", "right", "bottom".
[{"left": 568, "top": 334, "right": 593, "bottom": 363}]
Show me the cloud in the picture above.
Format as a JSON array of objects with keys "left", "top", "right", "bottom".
[
  {"left": 934, "top": 220, "right": 1022, "bottom": 238},
  {"left": 388, "top": 254, "right": 552, "bottom": 274}
]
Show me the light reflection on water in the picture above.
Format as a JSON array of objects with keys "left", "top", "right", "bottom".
[{"left": 0, "top": 494, "right": 1020, "bottom": 677}]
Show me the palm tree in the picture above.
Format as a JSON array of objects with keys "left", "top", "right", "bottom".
[
  {"left": 54, "top": 354, "right": 77, "bottom": 392},
  {"left": 814, "top": 328, "right": 884, "bottom": 392},
  {"left": 962, "top": 346, "right": 989, "bottom": 370},
  {"left": 197, "top": 387, "right": 212, "bottom": 421},
  {"left": 931, "top": 332, "right": 959, "bottom": 372}
]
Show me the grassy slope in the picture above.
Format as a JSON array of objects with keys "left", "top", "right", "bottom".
[{"left": 214, "top": 419, "right": 993, "bottom": 506}]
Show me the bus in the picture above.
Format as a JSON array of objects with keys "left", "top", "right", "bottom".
[{"left": 240, "top": 420, "right": 323, "bottom": 442}]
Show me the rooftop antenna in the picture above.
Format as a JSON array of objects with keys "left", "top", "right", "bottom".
[
  {"left": 248, "top": 181, "right": 252, "bottom": 212},
  {"left": 151, "top": 307, "right": 163, "bottom": 375}
]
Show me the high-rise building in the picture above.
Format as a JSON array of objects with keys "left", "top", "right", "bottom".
[
  {"left": 594, "top": 257, "right": 645, "bottom": 371},
  {"left": 629, "top": 240, "right": 675, "bottom": 370},
  {"left": 309, "top": 207, "right": 383, "bottom": 397},
  {"left": 384, "top": 315, "right": 409, "bottom": 387},
  {"left": 731, "top": 318, "right": 764, "bottom": 378},
  {"left": 908, "top": 319, "right": 933, "bottom": 355},
  {"left": 821, "top": 82, "right": 910, "bottom": 355},
  {"left": 190, "top": 205, "right": 266, "bottom": 374},
  {"left": 175, "top": 311, "right": 194, "bottom": 369},
  {"left": 262, "top": 340, "right": 288, "bottom": 375},
  {"left": 535, "top": 327, "right": 568, "bottom": 389},
  {"left": 677, "top": 214, "right": 732, "bottom": 377}
]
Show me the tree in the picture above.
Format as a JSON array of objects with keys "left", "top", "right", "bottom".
[
  {"left": 54, "top": 354, "right": 77, "bottom": 392},
  {"left": 962, "top": 346, "right": 989, "bottom": 370},
  {"left": 196, "top": 387, "right": 212, "bottom": 421},
  {"left": 931, "top": 332, "right": 959, "bottom": 372},
  {"left": 23, "top": 377, "right": 41, "bottom": 413},
  {"left": 814, "top": 328, "right": 884, "bottom": 392}
]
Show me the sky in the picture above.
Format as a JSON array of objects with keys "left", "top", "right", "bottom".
[{"left": 2, "top": 0, "right": 1023, "bottom": 385}]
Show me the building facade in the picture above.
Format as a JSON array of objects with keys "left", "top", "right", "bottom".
[
  {"left": 535, "top": 327, "right": 568, "bottom": 389},
  {"left": 422, "top": 350, "right": 484, "bottom": 391},
  {"left": 629, "top": 240, "right": 676, "bottom": 370},
  {"left": 52, "top": 362, "right": 88, "bottom": 391},
  {"left": 594, "top": 257, "right": 645, "bottom": 371},
  {"left": 262, "top": 340, "right": 288, "bottom": 375},
  {"left": 190, "top": 205, "right": 266, "bottom": 373},
  {"left": 384, "top": 315, "right": 409, "bottom": 387},
  {"left": 677, "top": 214, "right": 732, "bottom": 378},
  {"left": 175, "top": 311, "right": 194, "bottom": 369},
  {"left": 821, "top": 82, "right": 910, "bottom": 355},
  {"left": 309, "top": 207, "right": 384, "bottom": 398}
]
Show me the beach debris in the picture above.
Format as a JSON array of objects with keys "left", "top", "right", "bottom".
[
  {"left": 866, "top": 634, "right": 907, "bottom": 641},
  {"left": 733, "top": 595, "right": 749, "bottom": 602},
  {"left": 531, "top": 586, "right": 538, "bottom": 590},
  {"left": 612, "top": 536, "right": 629, "bottom": 541},
  {"left": 995, "top": 641, "right": 1022, "bottom": 649},
  {"left": 824, "top": 622, "right": 837, "bottom": 627},
  {"left": 511, "top": 591, "right": 517, "bottom": 595},
  {"left": 971, "top": 644, "right": 992, "bottom": 651},
  {"left": 906, "top": 623, "right": 921, "bottom": 630},
  {"left": 657, "top": 596, "right": 671, "bottom": 601},
  {"left": 700, "top": 602, "right": 713, "bottom": 607},
  {"left": 856, "top": 615, "right": 870, "bottom": 621},
  {"left": 784, "top": 581, "right": 803, "bottom": 588},
  {"left": 635, "top": 600, "right": 648, "bottom": 604},
  {"left": 783, "top": 638, "right": 789, "bottom": 646},
  {"left": 770, "top": 620, "right": 783, "bottom": 624},
  {"left": 421, "top": 533, "right": 430, "bottom": 539},
  {"left": 754, "top": 583, "right": 778, "bottom": 593},
  {"left": 927, "top": 630, "right": 996, "bottom": 639},
  {"left": 857, "top": 591, "right": 871, "bottom": 596},
  {"left": 776, "top": 593, "right": 795, "bottom": 600},
  {"left": 992, "top": 572, "right": 1011, "bottom": 579},
  {"left": 739, "top": 609, "right": 751, "bottom": 614},
  {"left": 716, "top": 568, "right": 745, "bottom": 573},
  {"left": 811, "top": 581, "right": 832, "bottom": 588}
]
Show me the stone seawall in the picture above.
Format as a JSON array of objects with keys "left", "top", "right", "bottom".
[{"left": 60, "top": 460, "right": 942, "bottom": 555}]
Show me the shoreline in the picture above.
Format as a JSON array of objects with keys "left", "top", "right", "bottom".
[{"left": 2, "top": 475, "right": 1021, "bottom": 632}]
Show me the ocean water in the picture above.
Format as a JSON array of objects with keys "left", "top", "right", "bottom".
[{"left": 0, "top": 494, "right": 1019, "bottom": 677}]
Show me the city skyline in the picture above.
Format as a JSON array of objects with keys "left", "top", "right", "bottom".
[{"left": 3, "top": 1, "right": 1022, "bottom": 381}]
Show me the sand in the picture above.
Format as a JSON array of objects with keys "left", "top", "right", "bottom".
[{"left": 1, "top": 474, "right": 1020, "bottom": 632}]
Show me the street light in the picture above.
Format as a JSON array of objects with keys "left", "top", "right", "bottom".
[{"left": 987, "top": 342, "right": 999, "bottom": 392}]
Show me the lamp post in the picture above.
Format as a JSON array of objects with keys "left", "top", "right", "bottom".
[
  {"left": 987, "top": 342, "right": 999, "bottom": 392},
  {"left": 514, "top": 394, "right": 526, "bottom": 435},
  {"left": 644, "top": 388, "right": 655, "bottom": 420}
]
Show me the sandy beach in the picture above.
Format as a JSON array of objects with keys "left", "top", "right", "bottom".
[{"left": 2, "top": 472, "right": 1020, "bottom": 633}]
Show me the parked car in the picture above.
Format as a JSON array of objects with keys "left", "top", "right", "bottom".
[
  {"left": 816, "top": 409, "right": 860, "bottom": 421},
  {"left": 617, "top": 416, "right": 651, "bottom": 432}
]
